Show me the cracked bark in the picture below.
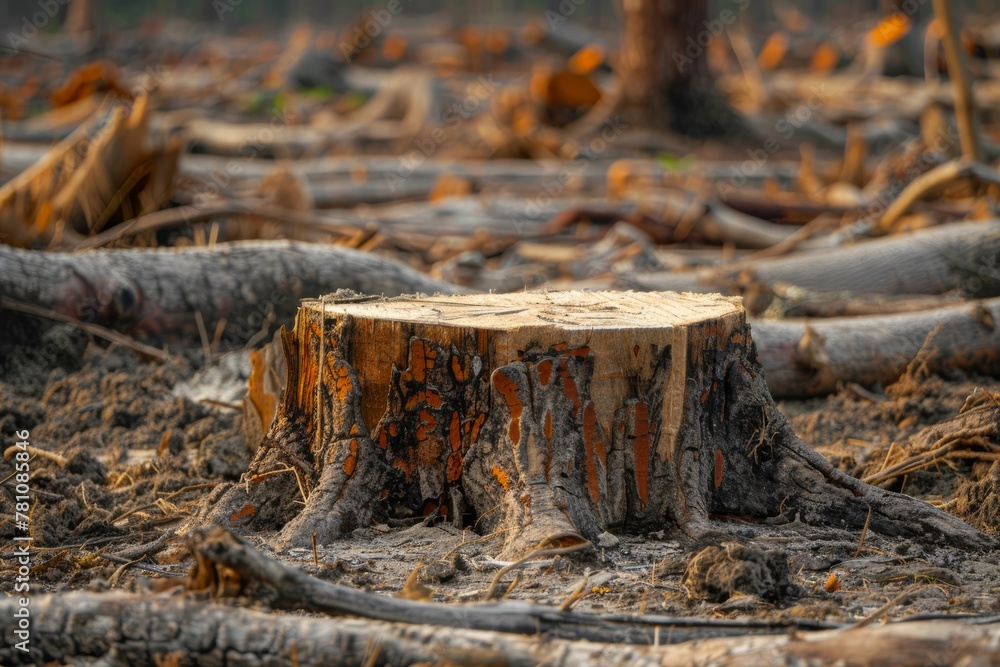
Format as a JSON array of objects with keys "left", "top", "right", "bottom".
[
  {"left": 205, "top": 290, "right": 994, "bottom": 554},
  {"left": 0, "top": 241, "right": 462, "bottom": 349}
]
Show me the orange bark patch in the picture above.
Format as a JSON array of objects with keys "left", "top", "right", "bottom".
[
  {"left": 492, "top": 466, "right": 511, "bottom": 490},
  {"left": 415, "top": 409, "right": 438, "bottom": 443},
  {"left": 344, "top": 438, "right": 359, "bottom": 476},
  {"left": 334, "top": 364, "right": 353, "bottom": 402},
  {"left": 469, "top": 413, "right": 486, "bottom": 444},
  {"left": 409, "top": 339, "right": 437, "bottom": 383},
  {"left": 451, "top": 355, "right": 466, "bottom": 382},
  {"left": 393, "top": 457, "right": 414, "bottom": 476},
  {"left": 544, "top": 410, "right": 553, "bottom": 442},
  {"left": 557, "top": 360, "right": 582, "bottom": 418},
  {"left": 446, "top": 451, "right": 463, "bottom": 483},
  {"left": 714, "top": 450, "right": 724, "bottom": 489},
  {"left": 405, "top": 389, "right": 443, "bottom": 410},
  {"left": 229, "top": 503, "right": 256, "bottom": 523},
  {"left": 493, "top": 371, "right": 523, "bottom": 444},
  {"left": 633, "top": 403, "right": 651, "bottom": 506},
  {"left": 537, "top": 359, "right": 553, "bottom": 386},
  {"left": 582, "top": 403, "right": 603, "bottom": 504},
  {"left": 450, "top": 412, "right": 462, "bottom": 451}
]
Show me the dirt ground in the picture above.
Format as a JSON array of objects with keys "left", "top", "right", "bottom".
[{"left": 2, "top": 323, "right": 999, "bottom": 625}]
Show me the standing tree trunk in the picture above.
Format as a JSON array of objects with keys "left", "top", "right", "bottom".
[
  {"left": 618, "top": 0, "right": 747, "bottom": 139},
  {"left": 64, "top": 0, "right": 96, "bottom": 39},
  {"left": 204, "top": 290, "right": 992, "bottom": 557}
]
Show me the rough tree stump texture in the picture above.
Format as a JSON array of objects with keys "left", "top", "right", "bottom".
[{"left": 207, "top": 291, "right": 991, "bottom": 555}]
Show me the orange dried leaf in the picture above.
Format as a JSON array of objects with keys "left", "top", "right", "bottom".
[
  {"left": 869, "top": 13, "right": 910, "bottom": 47},
  {"left": 545, "top": 70, "right": 601, "bottom": 108},
  {"left": 757, "top": 32, "right": 789, "bottom": 71},
  {"left": 569, "top": 44, "right": 605, "bottom": 75},
  {"left": 382, "top": 32, "right": 407, "bottom": 61},
  {"left": 429, "top": 174, "right": 472, "bottom": 202},
  {"left": 810, "top": 43, "right": 839, "bottom": 72}
]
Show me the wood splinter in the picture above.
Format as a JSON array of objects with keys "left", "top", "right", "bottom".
[{"left": 204, "top": 290, "right": 994, "bottom": 556}]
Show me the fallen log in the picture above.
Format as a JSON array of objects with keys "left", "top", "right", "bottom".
[
  {"left": 752, "top": 297, "right": 1000, "bottom": 398},
  {"left": 204, "top": 290, "right": 992, "bottom": 556},
  {"left": 0, "top": 241, "right": 462, "bottom": 349},
  {"left": 625, "top": 220, "right": 1000, "bottom": 299},
  {"left": 176, "top": 526, "right": 833, "bottom": 644},
  {"left": 2, "top": 587, "right": 997, "bottom": 666}
]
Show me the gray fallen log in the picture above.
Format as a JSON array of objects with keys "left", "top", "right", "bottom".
[{"left": 0, "top": 241, "right": 463, "bottom": 349}]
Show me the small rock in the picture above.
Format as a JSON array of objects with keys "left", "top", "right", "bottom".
[{"left": 596, "top": 531, "right": 620, "bottom": 549}]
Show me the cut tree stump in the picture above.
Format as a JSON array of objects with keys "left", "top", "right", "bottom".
[{"left": 205, "top": 290, "right": 993, "bottom": 556}]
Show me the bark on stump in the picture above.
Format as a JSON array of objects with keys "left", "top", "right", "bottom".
[{"left": 206, "top": 290, "right": 992, "bottom": 556}]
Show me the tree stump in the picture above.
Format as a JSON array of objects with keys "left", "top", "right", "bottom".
[{"left": 206, "top": 290, "right": 992, "bottom": 556}]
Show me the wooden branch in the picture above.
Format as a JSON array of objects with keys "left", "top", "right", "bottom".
[
  {"left": 178, "top": 526, "right": 832, "bottom": 645},
  {"left": 863, "top": 403, "right": 1000, "bottom": 486},
  {"left": 932, "top": 0, "right": 984, "bottom": 162},
  {"left": 0, "top": 297, "right": 172, "bottom": 360},
  {"left": 73, "top": 201, "right": 361, "bottom": 251},
  {"left": 875, "top": 158, "right": 1000, "bottom": 234}
]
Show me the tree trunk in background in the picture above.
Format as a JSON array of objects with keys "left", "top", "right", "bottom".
[
  {"left": 65, "top": 0, "right": 96, "bottom": 37},
  {"left": 618, "top": 0, "right": 746, "bottom": 139}
]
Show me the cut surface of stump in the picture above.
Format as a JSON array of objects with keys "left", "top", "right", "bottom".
[{"left": 206, "top": 290, "right": 993, "bottom": 556}]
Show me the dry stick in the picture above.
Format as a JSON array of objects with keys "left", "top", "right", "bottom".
[
  {"left": 194, "top": 309, "right": 212, "bottom": 365},
  {"left": 109, "top": 483, "right": 217, "bottom": 524},
  {"left": 73, "top": 201, "right": 359, "bottom": 251},
  {"left": 2, "top": 444, "right": 67, "bottom": 467},
  {"left": 875, "top": 158, "right": 1000, "bottom": 234},
  {"left": 558, "top": 572, "right": 592, "bottom": 612},
  {"left": 931, "top": 0, "right": 984, "bottom": 162},
  {"left": 727, "top": 30, "right": 767, "bottom": 114},
  {"left": 863, "top": 428, "right": 996, "bottom": 486},
  {"left": 745, "top": 213, "right": 842, "bottom": 261},
  {"left": 854, "top": 506, "right": 872, "bottom": 557},
  {"left": 850, "top": 585, "right": 920, "bottom": 630},
  {"left": 0, "top": 296, "right": 173, "bottom": 361},
  {"left": 482, "top": 534, "right": 592, "bottom": 601}
]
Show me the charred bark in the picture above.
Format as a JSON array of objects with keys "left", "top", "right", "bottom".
[{"left": 205, "top": 291, "right": 993, "bottom": 555}]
